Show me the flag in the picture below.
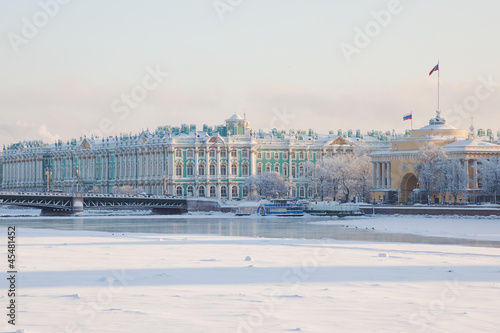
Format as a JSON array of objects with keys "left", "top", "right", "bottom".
[
  {"left": 429, "top": 63, "right": 439, "bottom": 76},
  {"left": 403, "top": 113, "right": 412, "bottom": 121}
]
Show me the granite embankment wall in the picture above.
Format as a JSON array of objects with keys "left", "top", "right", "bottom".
[{"left": 360, "top": 205, "right": 500, "bottom": 216}]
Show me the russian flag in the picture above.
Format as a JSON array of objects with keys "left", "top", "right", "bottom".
[
  {"left": 403, "top": 113, "right": 412, "bottom": 121},
  {"left": 429, "top": 63, "right": 439, "bottom": 76}
]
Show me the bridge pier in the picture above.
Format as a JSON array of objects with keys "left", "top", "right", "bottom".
[{"left": 40, "top": 196, "right": 84, "bottom": 216}]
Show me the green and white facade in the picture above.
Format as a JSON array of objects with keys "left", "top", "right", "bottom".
[{"left": 1, "top": 114, "right": 386, "bottom": 199}]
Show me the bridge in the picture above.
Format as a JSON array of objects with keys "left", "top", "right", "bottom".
[{"left": 0, "top": 192, "right": 188, "bottom": 215}]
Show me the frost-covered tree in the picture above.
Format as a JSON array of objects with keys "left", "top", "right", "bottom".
[
  {"left": 439, "top": 159, "right": 468, "bottom": 204},
  {"left": 478, "top": 157, "right": 500, "bottom": 203},
  {"left": 414, "top": 142, "right": 447, "bottom": 204},
  {"left": 245, "top": 172, "right": 288, "bottom": 198}
]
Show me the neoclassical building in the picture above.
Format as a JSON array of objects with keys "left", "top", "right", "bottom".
[
  {"left": 1, "top": 114, "right": 385, "bottom": 199},
  {"left": 371, "top": 111, "right": 500, "bottom": 203}
]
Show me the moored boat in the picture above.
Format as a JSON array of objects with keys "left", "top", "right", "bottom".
[{"left": 257, "top": 199, "right": 304, "bottom": 217}]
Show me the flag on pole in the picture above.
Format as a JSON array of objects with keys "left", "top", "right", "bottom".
[
  {"left": 403, "top": 113, "right": 412, "bottom": 121},
  {"left": 429, "top": 63, "right": 439, "bottom": 76}
]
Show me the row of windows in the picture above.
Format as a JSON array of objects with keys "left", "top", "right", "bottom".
[
  {"left": 176, "top": 163, "right": 249, "bottom": 177},
  {"left": 175, "top": 149, "right": 248, "bottom": 158},
  {"left": 176, "top": 185, "right": 249, "bottom": 197},
  {"left": 257, "top": 151, "right": 315, "bottom": 160},
  {"left": 256, "top": 163, "right": 312, "bottom": 178}
]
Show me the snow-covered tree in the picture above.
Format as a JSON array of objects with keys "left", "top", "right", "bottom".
[
  {"left": 414, "top": 142, "right": 447, "bottom": 204},
  {"left": 245, "top": 172, "right": 288, "bottom": 199},
  {"left": 478, "top": 157, "right": 500, "bottom": 203},
  {"left": 439, "top": 159, "right": 468, "bottom": 204}
]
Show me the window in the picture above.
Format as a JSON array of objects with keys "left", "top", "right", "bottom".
[
  {"left": 186, "top": 164, "right": 194, "bottom": 176},
  {"left": 257, "top": 152, "right": 262, "bottom": 159},
  {"left": 257, "top": 163, "right": 262, "bottom": 175},
  {"left": 274, "top": 152, "right": 279, "bottom": 160},
  {"left": 175, "top": 150, "right": 182, "bottom": 158},
  {"left": 176, "top": 186, "right": 183, "bottom": 196},
  {"left": 199, "top": 149, "right": 205, "bottom": 158},
  {"left": 291, "top": 165, "right": 296, "bottom": 178},
  {"left": 231, "top": 163, "right": 238, "bottom": 176},
  {"left": 242, "top": 186, "right": 249, "bottom": 196},
  {"left": 231, "top": 149, "right": 237, "bottom": 157},
  {"left": 266, "top": 163, "right": 271, "bottom": 172},
  {"left": 187, "top": 149, "right": 194, "bottom": 158},
  {"left": 299, "top": 165, "right": 304, "bottom": 177},
  {"left": 198, "top": 164, "right": 205, "bottom": 176},
  {"left": 242, "top": 149, "right": 248, "bottom": 158},
  {"left": 209, "top": 149, "right": 216, "bottom": 158},
  {"left": 187, "top": 186, "right": 194, "bottom": 196},
  {"left": 220, "top": 149, "right": 226, "bottom": 158},
  {"left": 308, "top": 187, "right": 314, "bottom": 198},
  {"left": 242, "top": 163, "right": 249, "bottom": 176},
  {"left": 231, "top": 186, "right": 238, "bottom": 197},
  {"left": 283, "top": 152, "right": 288, "bottom": 160},
  {"left": 291, "top": 186, "right": 297, "bottom": 198},
  {"left": 266, "top": 152, "right": 271, "bottom": 160},
  {"left": 299, "top": 186, "right": 305, "bottom": 198},
  {"left": 307, "top": 167, "right": 313, "bottom": 177},
  {"left": 291, "top": 152, "right": 296, "bottom": 159},
  {"left": 176, "top": 163, "right": 182, "bottom": 176},
  {"left": 299, "top": 151, "right": 304, "bottom": 160},
  {"left": 308, "top": 151, "right": 314, "bottom": 160},
  {"left": 221, "top": 185, "right": 227, "bottom": 196},
  {"left": 221, "top": 164, "right": 227, "bottom": 176},
  {"left": 274, "top": 164, "right": 280, "bottom": 173},
  {"left": 210, "top": 186, "right": 216, "bottom": 197},
  {"left": 199, "top": 186, "right": 205, "bottom": 197},
  {"left": 210, "top": 164, "right": 216, "bottom": 176},
  {"left": 283, "top": 163, "right": 288, "bottom": 177}
]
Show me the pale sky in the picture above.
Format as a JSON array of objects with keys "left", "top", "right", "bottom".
[{"left": 1, "top": 0, "right": 500, "bottom": 146}]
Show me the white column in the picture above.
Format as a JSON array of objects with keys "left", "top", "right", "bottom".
[
  {"left": 386, "top": 162, "right": 391, "bottom": 188},
  {"left": 372, "top": 162, "right": 376, "bottom": 188},
  {"left": 473, "top": 160, "right": 478, "bottom": 189},
  {"left": 376, "top": 162, "right": 381, "bottom": 188}
]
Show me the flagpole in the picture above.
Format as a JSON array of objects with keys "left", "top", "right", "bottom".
[{"left": 437, "top": 60, "right": 440, "bottom": 112}]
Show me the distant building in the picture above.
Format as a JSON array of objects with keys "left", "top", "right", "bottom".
[
  {"left": 0, "top": 114, "right": 386, "bottom": 199},
  {"left": 371, "top": 111, "right": 500, "bottom": 204}
]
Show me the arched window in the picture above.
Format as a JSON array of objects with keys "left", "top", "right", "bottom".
[
  {"left": 221, "top": 185, "right": 227, "bottom": 196},
  {"left": 283, "top": 163, "right": 288, "bottom": 177},
  {"left": 231, "top": 186, "right": 238, "bottom": 197},
  {"left": 291, "top": 186, "right": 297, "bottom": 198},
  {"left": 221, "top": 164, "right": 227, "bottom": 176},
  {"left": 186, "top": 164, "right": 194, "bottom": 176},
  {"left": 299, "top": 165, "right": 304, "bottom": 177},
  {"left": 299, "top": 151, "right": 304, "bottom": 160},
  {"left": 291, "top": 165, "right": 296, "bottom": 178},
  {"left": 198, "top": 164, "right": 205, "bottom": 176},
  {"left": 242, "top": 163, "right": 249, "bottom": 176},
  {"left": 176, "top": 186, "right": 183, "bottom": 196},
  {"left": 308, "top": 186, "right": 314, "bottom": 198},
  {"left": 187, "top": 186, "right": 194, "bottom": 196},
  {"left": 210, "top": 186, "right": 216, "bottom": 197},
  {"left": 176, "top": 163, "right": 182, "bottom": 176},
  {"left": 210, "top": 164, "right": 216, "bottom": 176},
  {"left": 199, "top": 186, "right": 205, "bottom": 197},
  {"left": 257, "top": 163, "right": 262, "bottom": 175},
  {"left": 299, "top": 186, "right": 305, "bottom": 198},
  {"left": 231, "top": 163, "right": 238, "bottom": 176},
  {"left": 274, "top": 163, "right": 280, "bottom": 173},
  {"left": 242, "top": 186, "right": 249, "bottom": 196},
  {"left": 265, "top": 163, "right": 271, "bottom": 173}
]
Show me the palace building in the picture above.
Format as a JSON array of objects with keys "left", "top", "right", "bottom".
[
  {"left": 371, "top": 111, "right": 500, "bottom": 204},
  {"left": 0, "top": 114, "right": 388, "bottom": 199}
]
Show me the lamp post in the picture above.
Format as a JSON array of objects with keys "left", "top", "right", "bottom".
[{"left": 45, "top": 167, "right": 52, "bottom": 192}]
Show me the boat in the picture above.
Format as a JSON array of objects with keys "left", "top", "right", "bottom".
[
  {"left": 257, "top": 199, "right": 304, "bottom": 217},
  {"left": 235, "top": 201, "right": 260, "bottom": 216}
]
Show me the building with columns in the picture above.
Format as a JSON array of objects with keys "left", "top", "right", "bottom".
[
  {"left": 1, "top": 114, "right": 384, "bottom": 199},
  {"left": 371, "top": 111, "right": 500, "bottom": 203}
]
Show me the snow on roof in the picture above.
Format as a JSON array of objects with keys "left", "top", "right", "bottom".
[
  {"left": 226, "top": 114, "right": 244, "bottom": 121},
  {"left": 444, "top": 138, "right": 500, "bottom": 149}
]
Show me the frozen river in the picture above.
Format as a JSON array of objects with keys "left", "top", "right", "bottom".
[{"left": 2, "top": 212, "right": 500, "bottom": 248}]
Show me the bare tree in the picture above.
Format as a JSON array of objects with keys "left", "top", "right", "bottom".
[
  {"left": 478, "top": 157, "right": 500, "bottom": 203},
  {"left": 245, "top": 172, "right": 288, "bottom": 199}
]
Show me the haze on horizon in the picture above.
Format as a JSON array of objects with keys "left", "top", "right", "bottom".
[{"left": 1, "top": 0, "right": 499, "bottom": 146}]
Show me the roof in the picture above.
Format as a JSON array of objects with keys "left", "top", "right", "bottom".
[{"left": 226, "top": 114, "right": 244, "bottom": 121}]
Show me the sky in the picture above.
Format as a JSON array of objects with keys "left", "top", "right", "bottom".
[{"left": 1, "top": 0, "right": 500, "bottom": 146}]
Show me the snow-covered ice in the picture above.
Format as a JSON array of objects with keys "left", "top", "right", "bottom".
[{"left": 0, "top": 225, "right": 498, "bottom": 333}]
